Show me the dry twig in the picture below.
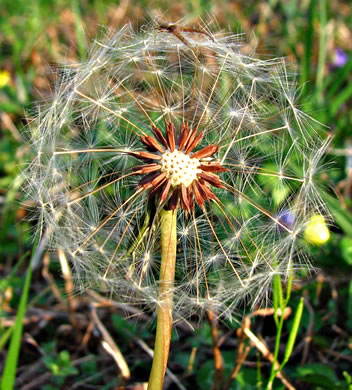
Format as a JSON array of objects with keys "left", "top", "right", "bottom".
[
  {"left": 91, "top": 304, "right": 131, "bottom": 381},
  {"left": 225, "top": 307, "right": 295, "bottom": 390},
  {"left": 208, "top": 309, "right": 225, "bottom": 390}
]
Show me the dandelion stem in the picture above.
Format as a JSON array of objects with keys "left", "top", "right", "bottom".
[{"left": 148, "top": 208, "right": 178, "bottom": 390}]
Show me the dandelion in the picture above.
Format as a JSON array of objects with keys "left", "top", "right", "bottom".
[{"left": 25, "top": 20, "right": 329, "bottom": 388}]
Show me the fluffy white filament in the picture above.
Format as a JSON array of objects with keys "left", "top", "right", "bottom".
[{"left": 24, "top": 20, "right": 329, "bottom": 321}]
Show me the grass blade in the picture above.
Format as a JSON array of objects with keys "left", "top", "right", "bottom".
[
  {"left": 1, "top": 231, "right": 49, "bottom": 390},
  {"left": 282, "top": 297, "right": 304, "bottom": 365},
  {"left": 325, "top": 55, "right": 352, "bottom": 98},
  {"left": 300, "top": 0, "right": 316, "bottom": 95},
  {"left": 330, "top": 82, "right": 352, "bottom": 116},
  {"left": 1, "top": 260, "right": 33, "bottom": 390},
  {"left": 315, "top": 0, "right": 328, "bottom": 101}
]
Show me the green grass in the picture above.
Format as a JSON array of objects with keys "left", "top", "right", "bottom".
[{"left": 1, "top": 259, "right": 33, "bottom": 390}]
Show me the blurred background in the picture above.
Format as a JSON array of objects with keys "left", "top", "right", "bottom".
[{"left": 0, "top": 1, "right": 351, "bottom": 389}]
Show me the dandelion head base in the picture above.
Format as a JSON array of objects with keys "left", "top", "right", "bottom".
[
  {"left": 131, "top": 121, "right": 226, "bottom": 211},
  {"left": 160, "top": 150, "right": 199, "bottom": 188}
]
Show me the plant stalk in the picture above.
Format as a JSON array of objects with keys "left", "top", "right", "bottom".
[{"left": 148, "top": 208, "right": 177, "bottom": 390}]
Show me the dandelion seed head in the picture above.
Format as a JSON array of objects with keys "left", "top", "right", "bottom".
[{"left": 23, "top": 20, "right": 330, "bottom": 321}]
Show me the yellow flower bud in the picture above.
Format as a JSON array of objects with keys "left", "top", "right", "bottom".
[
  {"left": 0, "top": 70, "right": 11, "bottom": 88},
  {"left": 304, "top": 215, "right": 330, "bottom": 245}
]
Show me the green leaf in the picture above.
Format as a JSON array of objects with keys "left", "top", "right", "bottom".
[
  {"left": 325, "top": 53, "right": 352, "bottom": 98},
  {"left": 293, "top": 363, "right": 346, "bottom": 389},
  {"left": 339, "top": 237, "right": 352, "bottom": 265},
  {"left": 235, "top": 367, "right": 258, "bottom": 389},
  {"left": 347, "top": 280, "right": 352, "bottom": 331},
  {"left": 322, "top": 192, "right": 352, "bottom": 237},
  {"left": 196, "top": 360, "right": 214, "bottom": 389},
  {"left": 282, "top": 297, "right": 304, "bottom": 365},
  {"left": 330, "top": 82, "right": 352, "bottom": 116},
  {"left": 0, "top": 328, "right": 13, "bottom": 352},
  {"left": 273, "top": 272, "right": 283, "bottom": 325}
]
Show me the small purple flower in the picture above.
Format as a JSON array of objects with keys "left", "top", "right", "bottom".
[
  {"left": 277, "top": 210, "right": 295, "bottom": 230},
  {"left": 333, "top": 48, "right": 348, "bottom": 68}
]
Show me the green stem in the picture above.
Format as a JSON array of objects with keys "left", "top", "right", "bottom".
[
  {"left": 266, "top": 272, "right": 293, "bottom": 390},
  {"left": 148, "top": 208, "right": 178, "bottom": 390}
]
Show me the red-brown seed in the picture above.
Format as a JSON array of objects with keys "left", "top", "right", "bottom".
[
  {"left": 139, "top": 171, "right": 161, "bottom": 187},
  {"left": 167, "top": 188, "right": 179, "bottom": 210},
  {"left": 140, "top": 135, "right": 165, "bottom": 153},
  {"left": 166, "top": 122, "right": 176, "bottom": 152},
  {"left": 139, "top": 171, "right": 167, "bottom": 189},
  {"left": 198, "top": 171, "right": 223, "bottom": 188},
  {"left": 152, "top": 125, "right": 168, "bottom": 148},
  {"left": 185, "top": 131, "right": 205, "bottom": 154},
  {"left": 160, "top": 179, "right": 171, "bottom": 204},
  {"left": 178, "top": 123, "right": 190, "bottom": 150},
  {"left": 182, "top": 127, "right": 198, "bottom": 152},
  {"left": 199, "top": 162, "right": 228, "bottom": 173},
  {"left": 187, "top": 186, "right": 194, "bottom": 210},
  {"left": 149, "top": 176, "right": 169, "bottom": 199},
  {"left": 192, "top": 144, "right": 219, "bottom": 159},
  {"left": 129, "top": 151, "right": 161, "bottom": 160},
  {"left": 134, "top": 163, "right": 161, "bottom": 174},
  {"left": 181, "top": 184, "right": 190, "bottom": 212},
  {"left": 192, "top": 181, "right": 206, "bottom": 209},
  {"left": 195, "top": 180, "right": 207, "bottom": 197},
  {"left": 198, "top": 179, "right": 218, "bottom": 201},
  {"left": 149, "top": 171, "right": 167, "bottom": 188}
]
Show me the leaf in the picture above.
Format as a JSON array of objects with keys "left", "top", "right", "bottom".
[
  {"left": 196, "top": 360, "right": 214, "bottom": 389},
  {"left": 282, "top": 297, "right": 304, "bottom": 364},
  {"left": 322, "top": 192, "right": 352, "bottom": 237},
  {"left": 325, "top": 53, "right": 352, "bottom": 98},
  {"left": 235, "top": 367, "right": 258, "bottom": 389},
  {"left": 339, "top": 237, "right": 352, "bottom": 265},
  {"left": 330, "top": 82, "right": 352, "bottom": 116},
  {"left": 0, "top": 328, "right": 13, "bottom": 352},
  {"left": 347, "top": 280, "right": 352, "bottom": 331},
  {"left": 293, "top": 363, "right": 346, "bottom": 389}
]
